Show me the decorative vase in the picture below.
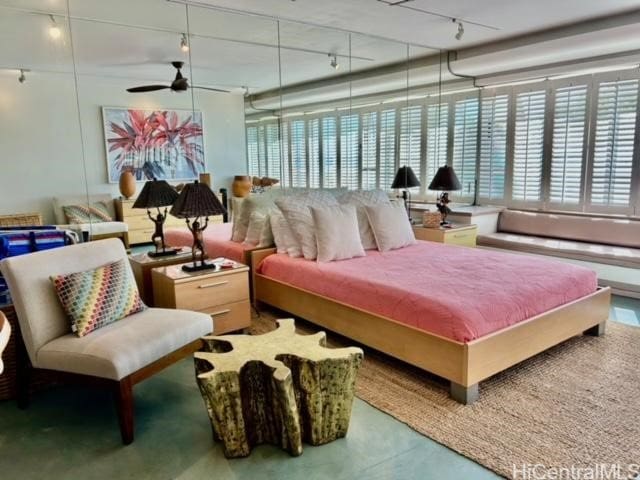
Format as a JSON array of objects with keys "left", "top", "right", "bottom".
[
  {"left": 119, "top": 171, "right": 136, "bottom": 199},
  {"left": 199, "top": 173, "right": 212, "bottom": 188},
  {"left": 232, "top": 175, "right": 252, "bottom": 198}
]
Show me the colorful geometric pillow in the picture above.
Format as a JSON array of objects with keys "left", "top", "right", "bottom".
[
  {"left": 50, "top": 259, "right": 146, "bottom": 337},
  {"left": 63, "top": 202, "right": 113, "bottom": 224}
]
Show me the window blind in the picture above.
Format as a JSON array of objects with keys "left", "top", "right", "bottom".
[
  {"left": 512, "top": 90, "right": 546, "bottom": 202},
  {"left": 340, "top": 114, "right": 360, "bottom": 189},
  {"left": 426, "top": 103, "right": 448, "bottom": 183},
  {"left": 452, "top": 98, "right": 479, "bottom": 197},
  {"left": 308, "top": 118, "right": 321, "bottom": 188},
  {"left": 590, "top": 79, "right": 639, "bottom": 207},
  {"left": 478, "top": 95, "right": 508, "bottom": 200},
  {"left": 290, "top": 120, "right": 307, "bottom": 187},
  {"left": 246, "top": 126, "right": 260, "bottom": 176},
  {"left": 379, "top": 109, "right": 397, "bottom": 190},
  {"left": 361, "top": 111, "right": 378, "bottom": 190},
  {"left": 550, "top": 85, "right": 588, "bottom": 205},
  {"left": 280, "top": 122, "right": 291, "bottom": 187},
  {"left": 265, "top": 123, "right": 283, "bottom": 180},
  {"left": 321, "top": 117, "right": 338, "bottom": 188}
]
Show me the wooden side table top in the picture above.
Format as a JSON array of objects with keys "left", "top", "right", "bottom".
[{"left": 152, "top": 259, "right": 249, "bottom": 283}]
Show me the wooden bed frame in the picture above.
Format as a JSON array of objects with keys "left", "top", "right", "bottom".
[{"left": 250, "top": 248, "right": 611, "bottom": 404}]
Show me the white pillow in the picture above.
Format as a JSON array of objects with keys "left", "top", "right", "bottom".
[
  {"left": 275, "top": 190, "right": 339, "bottom": 260},
  {"left": 365, "top": 202, "right": 416, "bottom": 252},
  {"left": 337, "top": 190, "right": 391, "bottom": 249},
  {"left": 311, "top": 204, "right": 365, "bottom": 262},
  {"left": 258, "top": 215, "right": 274, "bottom": 248},
  {"left": 243, "top": 212, "right": 266, "bottom": 247},
  {"left": 270, "top": 209, "right": 302, "bottom": 257}
]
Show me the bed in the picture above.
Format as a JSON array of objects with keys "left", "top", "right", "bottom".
[
  {"left": 251, "top": 242, "right": 611, "bottom": 404},
  {"left": 165, "top": 222, "right": 258, "bottom": 265}
]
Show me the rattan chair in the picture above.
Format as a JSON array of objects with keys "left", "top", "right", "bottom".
[{"left": 0, "top": 213, "right": 43, "bottom": 228}]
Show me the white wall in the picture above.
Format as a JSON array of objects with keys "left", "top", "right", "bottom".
[{"left": 0, "top": 72, "right": 247, "bottom": 224}]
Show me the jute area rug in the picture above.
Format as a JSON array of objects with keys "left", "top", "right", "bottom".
[{"left": 251, "top": 310, "right": 640, "bottom": 479}]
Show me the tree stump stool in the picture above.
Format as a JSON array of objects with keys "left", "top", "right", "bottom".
[{"left": 194, "top": 318, "right": 363, "bottom": 458}]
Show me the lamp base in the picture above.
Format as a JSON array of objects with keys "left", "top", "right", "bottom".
[
  {"left": 182, "top": 262, "right": 218, "bottom": 273},
  {"left": 148, "top": 248, "right": 181, "bottom": 258}
]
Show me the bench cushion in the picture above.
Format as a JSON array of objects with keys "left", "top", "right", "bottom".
[{"left": 36, "top": 308, "right": 212, "bottom": 380}]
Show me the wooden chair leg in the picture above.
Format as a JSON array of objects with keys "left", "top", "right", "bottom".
[{"left": 113, "top": 377, "right": 134, "bottom": 445}]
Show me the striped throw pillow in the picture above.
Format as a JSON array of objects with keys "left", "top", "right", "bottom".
[
  {"left": 63, "top": 202, "right": 113, "bottom": 224},
  {"left": 51, "top": 259, "right": 146, "bottom": 337}
]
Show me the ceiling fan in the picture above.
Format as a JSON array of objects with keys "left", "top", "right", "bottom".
[{"left": 126, "top": 61, "right": 229, "bottom": 93}]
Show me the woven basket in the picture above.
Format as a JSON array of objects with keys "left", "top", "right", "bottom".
[
  {"left": 0, "top": 213, "right": 43, "bottom": 228},
  {"left": 422, "top": 211, "right": 442, "bottom": 228}
]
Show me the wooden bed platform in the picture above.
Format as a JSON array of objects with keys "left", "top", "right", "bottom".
[{"left": 250, "top": 248, "right": 611, "bottom": 404}]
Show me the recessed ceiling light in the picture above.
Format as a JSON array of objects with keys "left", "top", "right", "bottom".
[
  {"left": 329, "top": 53, "right": 339, "bottom": 70},
  {"left": 180, "top": 33, "right": 189, "bottom": 53},
  {"left": 48, "top": 15, "right": 61, "bottom": 40}
]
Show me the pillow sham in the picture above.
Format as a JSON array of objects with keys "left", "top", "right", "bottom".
[
  {"left": 50, "top": 259, "right": 146, "bottom": 337},
  {"left": 337, "top": 189, "right": 391, "bottom": 250},
  {"left": 275, "top": 190, "right": 339, "bottom": 260},
  {"left": 365, "top": 202, "right": 417, "bottom": 252},
  {"left": 311, "top": 204, "right": 365, "bottom": 262},
  {"left": 270, "top": 209, "right": 301, "bottom": 257},
  {"left": 243, "top": 211, "right": 274, "bottom": 248},
  {"left": 63, "top": 201, "right": 113, "bottom": 224}
]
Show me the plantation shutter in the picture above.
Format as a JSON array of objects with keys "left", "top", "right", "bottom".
[
  {"left": 308, "top": 118, "right": 321, "bottom": 188},
  {"left": 290, "top": 119, "right": 307, "bottom": 187},
  {"left": 280, "top": 122, "right": 291, "bottom": 187},
  {"left": 340, "top": 114, "right": 360, "bottom": 189},
  {"left": 426, "top": 103, "right": 448, "bottom": 183},
  {"left": 361, "top": 111, "right": 378, "bottom": 190},
  {"left": 589, "top": 79, "right": 639, "bottom": 208},
  {"left": 549, "top": 85, "right": 588, "bottom": 205},
  {"left": 321, "top": 117, "right": 338, "bottom": 188},
  {"left": 265, "top": 123, "right": 282, "bottom": 181},
  {"left": 399, "top": 105, "right": 422, "bottom": 191},
  {"left": 452, "top": 98, "right": 479, "bottom": 198},
  {"left": 379, "top": 109, "right": 397, "bottom": 190},
  {"left": 246, "top": 126, "right": 260, "bottom": 176},
  {"left": 512, "top": 90, "right": 546, "bottom": 202},
  {"left": 478, "top": 95, "right": 508, "bottom": 200}
]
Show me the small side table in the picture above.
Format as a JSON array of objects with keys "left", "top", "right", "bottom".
[
  {"left": 152, "top": 260, "right": 251, "bottom": 335},
  {"left": 413, "top": 224, "right": 478, "bottom": 247},
  {"left": 128, "top": 248, "right": 194, "bottom": 306}
]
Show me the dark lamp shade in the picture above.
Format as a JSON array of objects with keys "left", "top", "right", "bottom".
[
  {"left": 132, "top": 180, "right": 178, "bottom": 209},
  {"left": 428, "top": 165, "right": 462, "bottom": 191},
  {"left": 391, "top": 166, "right": 420, "bottom": 189},
  {"left": 170, "top": 180, "right": 227, "bottom": 219}
]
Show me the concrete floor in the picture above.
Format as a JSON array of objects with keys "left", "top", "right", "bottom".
[{"left": 0, "top": 296, "right": 637, "bottom": 480}]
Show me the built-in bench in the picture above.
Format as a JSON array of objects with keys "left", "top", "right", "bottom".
[{"left": 477, "top": 210, "right": 640, "bottom": 269}]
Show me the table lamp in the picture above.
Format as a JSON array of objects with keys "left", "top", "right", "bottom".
[
  {"left": 428, "top": 165, "right": 462, "bottom": 225},
  {"left": 170, "top": 180, "right": 227, "bottom": 272},
  {"left": 132, "top": 179, "right": 180, "bottom": 257},
  {"left": 391, "top": 166, "right": 420, "bottom": 218}
]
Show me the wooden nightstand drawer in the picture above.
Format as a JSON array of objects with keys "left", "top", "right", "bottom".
[
  {"left": 443, "top": 229, "right": 476, "bottom": 247},
  {"left": 174, "top": 271, "right": 248, "bottom": 310},
  {"left": 203, "top": 300, "right": 251, "bottom": 334}
]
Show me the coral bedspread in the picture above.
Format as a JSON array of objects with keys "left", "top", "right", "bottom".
[
  {"left": 258, "top": 242, "right": 598, "bottom": 343},
  {"left": 165, "top": 223, "right": 248, "bottom": 263}
]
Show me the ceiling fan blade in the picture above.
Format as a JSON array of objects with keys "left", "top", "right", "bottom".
[
  {"left": 126, "top": 85, "right": 171, "bottom": 93},
  {"left": 191, "top": 86, "right": 231, "bottom": 93}
]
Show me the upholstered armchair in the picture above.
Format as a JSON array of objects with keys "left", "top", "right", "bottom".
[
  {"left": 0, "top": 312, "right": 10, "bottom": 374},
  {"left": 0, "top": 239, "right": 212, "bottom": 444}
]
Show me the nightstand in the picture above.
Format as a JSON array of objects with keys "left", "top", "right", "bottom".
[
  {"left": 413, "top": 224, "right": 477, "bottom": 247},
  {"left": 129, "top": 248, "right": 194, "bottom": 306},
  {"left": 151, "top": 260, "right": 251, "bottom": 335}
]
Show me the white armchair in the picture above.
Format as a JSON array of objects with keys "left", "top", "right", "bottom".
[{"left": 0, "top": 239, "right": 213, "bottom": 444}]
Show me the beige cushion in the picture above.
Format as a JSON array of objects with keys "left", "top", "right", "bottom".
[
  {"left": 478, "top": 232, "right": 640, "bottom": 269},
  {"left": 37, "top": 308, "right": 211, "bottom": 380},
  {"left": 498, "top": 210, "right": 640, "bottom": 249},
  {"left": 270, "top": 209, "right": 301, "bottom": 257},
  {"left": 365, "top": 202, "right": 416, "bottom": 252},
  {"left": 73, "top": 221, "right": 128, "bottom": 236},
  {"left": 52, "top": 195, "right": 117, "bottom": 225},
  {"left": 311, "top": 204, "right": 365, "bottom": 262},
  {"left": 337, "top": 189, "right": 391, "bottom": 249}
]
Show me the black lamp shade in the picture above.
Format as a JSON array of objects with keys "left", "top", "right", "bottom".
[
  {"left": 391, "top": 166, "right": 420, "bottom": 189},
  {"left": 132, "top": 180, "right": 178, "bottom": 209},
  {"left": 428, "top": 165, "right": 462, "bottom": 191},
  {"left": 170, "top": 180, "right": 227, "bottom": 219}
]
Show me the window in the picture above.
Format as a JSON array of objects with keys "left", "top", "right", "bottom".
[
  {"left": 265, "top": 123, "right": 283, "bottom": 180},
  {"left": 361, "top": 111, "right": 378, "bottom": 190},
  {"left": 281, "top": 122, "right": 290, "bottom": 187},
  {"left": 478, "top": 95, "right": 508, "bottom": 201},
  {"left": 399, "top": 105, "right": 422, "bottom": 187},
  {"left": 290, "top": 120, "right": 306, "bottom": 187},
  {"left": 512, "top": 90, "right": 546, "bottom": 202},
  {"left": 321, "top": 117, "right": 338, "bottom": 188},
  {"left": 589, "top": 79, "right": 639, "bottom": 208},
  {"left": 549, "top": 85, "right": 588, "bottom": 205},
  {"left": 452, "top": 98, "right": 479, "bottom": 198},
  {"left": 340, "top": 114, "right": 360, "bottom": 189},
  {"left": 379, "top": 109, "right": 397, "bottom": 190},
  {"left": 246, "top": 125, "right": 260, "bottom": 176},
  {"left": 426, "top": 103, "right": 448, "bottom": 183},
  {"left": 308, "top": 119, "right": 320, "bottom": 188}
]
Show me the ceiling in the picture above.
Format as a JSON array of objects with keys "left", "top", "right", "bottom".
[{"left": 0, "top": 0, "right": 639, "bottom": 100}]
